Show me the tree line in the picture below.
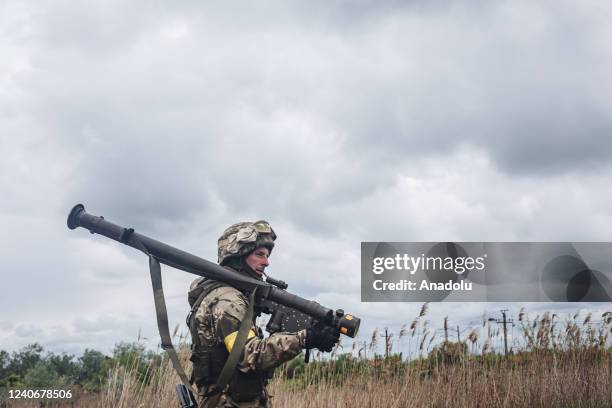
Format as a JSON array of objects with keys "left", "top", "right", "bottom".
[{"left": 0, "top": 342, "right": 163, "bottom": 392}]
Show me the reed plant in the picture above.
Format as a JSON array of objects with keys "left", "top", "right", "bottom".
[{"left": 4, "top": 307, "right": 609, "bottom": 407}]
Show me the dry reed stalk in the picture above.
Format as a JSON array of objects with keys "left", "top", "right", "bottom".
[
  {"left": 6, "top": 309, "right": 611, "bottom": 408},
  {"left": 419, "top": 303, "right": 428, "bottom": 318}
]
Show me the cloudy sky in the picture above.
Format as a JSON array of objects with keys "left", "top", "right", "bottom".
[{"left": 2, "top": 0, "right": 611, "bottom": 356}]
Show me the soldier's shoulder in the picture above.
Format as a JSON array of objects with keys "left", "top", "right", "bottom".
[
  {"left": 206, "top": 285, "right": 247, "bottom": 303},
  {"left": 206, "top": 286, "right": 248, "bottom": 322}
]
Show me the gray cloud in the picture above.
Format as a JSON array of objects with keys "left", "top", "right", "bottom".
[{"left": 1, "top": 0, "right": 611, "bottom": 354}]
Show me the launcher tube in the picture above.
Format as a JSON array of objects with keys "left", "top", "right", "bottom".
[{"left": 67, "top": 204, "right": 360, "bottom": 337}]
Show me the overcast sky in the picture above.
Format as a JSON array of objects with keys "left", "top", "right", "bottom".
[{"left": 1, "top": 0, "right": 611, "bottom": 357}]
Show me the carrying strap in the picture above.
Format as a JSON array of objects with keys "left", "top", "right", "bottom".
[
  {"left": 205, "top": 287, "right": 258, "bottom": 397},
  {"left": 149, "top": 255, "right": 195, "bottom": 395},
  {"left": 145, "top": 240, "right": 257, "bottom": 400}
]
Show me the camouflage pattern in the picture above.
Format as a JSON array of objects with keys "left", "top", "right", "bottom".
[
  {"left": 217, "top": 221, "right": 276, "bottom": 265},
  {"left": 190, "top": 278, "right": 306, "bottom": 408}
]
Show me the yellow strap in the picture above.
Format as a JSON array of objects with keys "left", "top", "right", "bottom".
[{"left": 224, "top": 330, "right": 256, "bottom": 352}]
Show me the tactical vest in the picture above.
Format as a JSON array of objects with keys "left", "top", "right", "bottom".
[{"left": 187, "top": 279, "right": 270, "bottom": 403}]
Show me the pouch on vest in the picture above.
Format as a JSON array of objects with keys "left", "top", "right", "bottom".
[
  {"left": 190, "top": 345, "right": 227, "bottom": 388},
  {"left": 190, "top": 348, "right": 212, "bottom": 387},
  {"left": 228, "top": 370, "right": 265, "bottom": 402}
]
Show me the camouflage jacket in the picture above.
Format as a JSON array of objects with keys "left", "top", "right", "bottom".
[{"left": 189, "top": 277, "right": 306, "bottom": 407}]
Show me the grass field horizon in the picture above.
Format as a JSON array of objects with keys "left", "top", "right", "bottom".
[{"left": 2, "top": 305, "right": 611, "bottom": 407}]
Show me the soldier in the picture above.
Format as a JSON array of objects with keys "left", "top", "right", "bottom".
[{"left": 187, "top": 220, "right": 339, "bottom": 407}]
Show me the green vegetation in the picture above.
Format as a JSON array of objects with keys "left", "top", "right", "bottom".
[
  {"left": 1, "top": 308, "right": 610, "bottom": 407},
  {"left": 0, "top": 341, "right": 164, "bottom": 401}
]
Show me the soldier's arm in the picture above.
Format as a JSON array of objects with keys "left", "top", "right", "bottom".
[
  {"left": 240, "top": 330, "right": 306, "bottom": 373},
  {"left": 212, "top": 289, "right": 306, "bottom": 373}
]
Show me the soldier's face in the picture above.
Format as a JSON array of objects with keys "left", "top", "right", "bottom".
[{"left": 245, "top": 247, "right": 270, "bottom": 276}]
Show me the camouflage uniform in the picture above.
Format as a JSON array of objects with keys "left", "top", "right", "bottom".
[{"left": 188, "top": 221, "right": 306, "bottom": 408}]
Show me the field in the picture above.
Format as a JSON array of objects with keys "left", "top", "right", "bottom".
[{"left": 2, "top": 306, "right": 611, "bottom": 408}]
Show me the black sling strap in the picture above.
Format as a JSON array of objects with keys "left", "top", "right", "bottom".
[
  {"left": 149, "top": 256, "right": 195, "bottom": 393},
  {"left": 148, "top": 249, "right": 257, "bottom": 401},
  {"left": 205, "top": 287, "right": 258, "bottom": 397}
]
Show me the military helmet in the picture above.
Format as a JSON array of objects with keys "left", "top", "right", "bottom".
[{"left": 217, "top": 220, "right": 276, "bottom": 265}]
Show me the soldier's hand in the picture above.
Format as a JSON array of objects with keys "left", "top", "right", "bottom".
[{"left": 305, "top": 321, "right": 340, "bottom": 352}]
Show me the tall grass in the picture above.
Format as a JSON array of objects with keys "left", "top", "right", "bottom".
[
  {"left": 4, "top": 308, "right": 610, "bottom": 407},
  {"left": 271, "top": 308, "right": 611, "bottom": 407}
]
